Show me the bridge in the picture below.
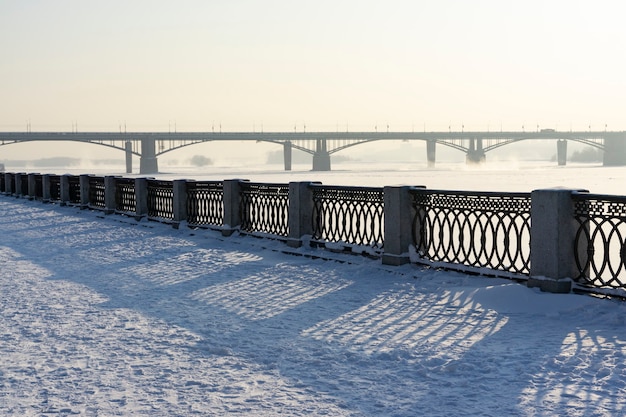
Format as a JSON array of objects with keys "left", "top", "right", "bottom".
[{"left": 0, "top": 130, "right": 625, "bottom": 174}]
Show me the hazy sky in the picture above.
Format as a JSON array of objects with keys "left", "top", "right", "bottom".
[{"left": 1, "top": 0, "right": 625, "bottom": 132}]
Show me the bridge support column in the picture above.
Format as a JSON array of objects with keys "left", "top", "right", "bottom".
[
  {"left": 283, "top": 141, "right": 292, "bottom": 171},
  {"left": 426, "top": 139, "right": 436, "bottom": 167},
  {"left": 466, "top": 138, "right": 486, "bottom": 164},
  {"left": 312, "top": 139, "right": 331, "bottom": 171},
  {"left": 125, "top": 140, "right": 133, "bottom": 174},
  {"left": 603, "top": 133, "right": 626, "bottom": 166},
  {"left": 556, "top": 140, "right": 568, "bottom": 166},
  {"left": 139, "top": 137, "right": 159, "bottom": 174}
]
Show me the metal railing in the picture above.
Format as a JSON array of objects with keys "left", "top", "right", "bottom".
[
  {"left": 573, "top": 193, "right": 626, "bottom": 289},
  {"left": 147, "top": 180, "right": 174, "bottom": 220},
  {"left": 88, "top": 176, "right": 105, "bottom": 208},
  {"left": 67, "top": 176, "right": 81, "bottom": 204},
  {"left": 311, "top": 185, "right": 384, "bottom": 249},
  {"left": 49, "top": 175, "right": 61, "bottom": 201},
  {"left": 115, "top": 178, "right": 136, "bottom": 213},
  {"left": 239, "top": 182, "right": 289, "bottom": 236},
  {"left": 186, "top": 181, "right": 224, "bottom": 226},
  {"left": 411, "top": 189, "right": 531, "bottom": 275}
]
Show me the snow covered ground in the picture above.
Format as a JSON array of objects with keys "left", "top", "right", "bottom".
[{"left": 1, "top": 196, "right": 626, "bottom": 416}]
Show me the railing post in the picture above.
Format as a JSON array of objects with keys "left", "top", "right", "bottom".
[
  {"left": 4, "top": 173, "right": 13, "bottom": 195},
  {"left": 60, "top": 175, "right": 71, "bottom": 205},
  {"left": 27, "top": 173, "right": 37, "bottom": 200},
  {"left": 134, "top": 177, "right": 148, "bottom": 219},
  {"left": 287, "top": 181, "right": 321, "bottom": 248},
  {"left": 528, "top": 188, "right": 586, "bottom": 293},
  {"left": 172, "top": 179, "right": 188, "bottom": 227},
  {"left": 382, "top": 186, "right": 416, "bottom": 265},
  {"left": 14, "top": 173, "right": 23, "bottom": 197},
  {"left": 79, "top": 174, "right": 91, "bottom": 208},
  {"left": 104, "top": 176, "right": 117, "bottom": 214},
  {"left": 42, "top": 175, "right": 51, "bottom": 202},
  {"left": 222, "top": 179, "right": 247, "bottom": 236}
]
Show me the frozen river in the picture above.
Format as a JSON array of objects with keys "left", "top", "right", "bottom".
[{"left": 141, "top": 161, "right": 623, "bottom": 195}]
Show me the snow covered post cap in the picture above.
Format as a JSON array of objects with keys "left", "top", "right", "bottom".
[{"left": 528, "top": 188, "right": 588, "bottom": 293}]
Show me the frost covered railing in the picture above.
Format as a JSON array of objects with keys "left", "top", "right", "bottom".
[
  {"left": 410, "top": 189, "right": 531, "bottom": 275},
  {"left": 5, "top": 172, "right": 626, "bottom": 295},
  {"left": 572, "top": 192, "right": 626, "bottom": 290},
  {"left": 239, "top": 182, "right": 289, "bottom": 236},
  {"left": 311, "top": 185, "right": 384, "bottom": 250},
  {"left": 186, "top": 181, "right": 223, "bottom": 226}
]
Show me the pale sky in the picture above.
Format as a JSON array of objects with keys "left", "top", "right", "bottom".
[{"left": 1, "top": 0, "right": 625, "bottom": 133}]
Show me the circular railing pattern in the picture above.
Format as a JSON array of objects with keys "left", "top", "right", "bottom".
[{"left": 411, "top": 190, "right": 531, "bottom": 274}]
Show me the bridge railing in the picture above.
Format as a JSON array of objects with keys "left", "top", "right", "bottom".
[{"left": 4, "top": 172, "right": 626, "bottom": 297}]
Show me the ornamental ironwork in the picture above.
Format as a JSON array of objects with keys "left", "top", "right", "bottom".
[
  {"left": 186, "top": 181, "right": 224, "bottom": 226},
  {"left": 147, "top": 180, "right": 174, "bottom": 220},
  {"left": 240, "top": 182, "right": 289, "bottom": 236},
  {"left": 411, "top": 189, "right": 531, "bottom": 274},
  {"left": 115, "top": 178, "right": 136, "bottom": 213},
  {"left": 311, "top": 185, "right": 384, "bottom": 248},
  {"left": 573, "top": 193, "right": 626, "bottom": 289},
  {"left": 88, "top": 177, "right": 106, "bottom": 208},
  {"left": 68, "top": 176, "right": 81, "bottom": 204},
  {"left": 49, "top": 175, "right": 61, "bottom": 201}
]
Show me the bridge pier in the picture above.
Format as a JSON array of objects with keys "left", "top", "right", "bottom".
[
  {"left": 283, "top": 141, "right": 292, "bottom": 171},
  {"left": 603, "top": 133, "right": 626, "bottom": 166},
  {"left": 139, "top": 137, "right": 159, "bottom": 174},
  {"left": 466, "top": 138, "right": 486, "bottom": 164},
  {"left": 312, "top": 139, "right": 331, "bottom": 171},
  {"left": 426, "top": 139, "right": 436, "bottom": 167},
  {"left": 125, "top": 140, "right": 133, "bottom": 173},
  {"left": 556, "top": 139, "right": 567, "bottom": 166}
]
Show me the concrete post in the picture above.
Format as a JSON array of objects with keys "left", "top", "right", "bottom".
[
  {"left": 14, "top": 173, "right": 23, "bottom": 196},
  {"left": 60, "top": 175, "right": 70, "bottom": 205},
  {"left": 42, "top": 175, "right": 51, "bottom": 202},
  {"left": 104, "top": 176, "right": 117, "bottom": 214},
  {"left": 556, "top": 140, "right": 567, "bottom": 166},
  {"left": 4, "top": 173, "right": 13, "bottom": 194},
  {"left": 382, "top": 186, "right": 421, "bottom": 265},
  {"left": 222, "top": 179, "right": 248, "bottom": 236},
  {"left": 172, "top": 179, "right": 188, "bottom": 227},
  {"left": 135, "top": 178, "right": 148, "bottom": 219},
  {"left": 286, "top": 181, "right": 321, "bottom": 248},
  {"left": 27, "top": 173, "right": 37, "bottom": 200},
  {"left": 528, "top": 188, "right": 587, "bottom": 293},
  {"left": 79, "top": 175, "right": 91, "bottom": 208}
]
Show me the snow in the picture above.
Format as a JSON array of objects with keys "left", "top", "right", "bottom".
[{"left": 2, "top": 196, "right": 626, "bottom": 416}]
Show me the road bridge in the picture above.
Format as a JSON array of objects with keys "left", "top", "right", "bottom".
[{"left": 0, "top": 130, "right": 624, "bottom": 174}]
